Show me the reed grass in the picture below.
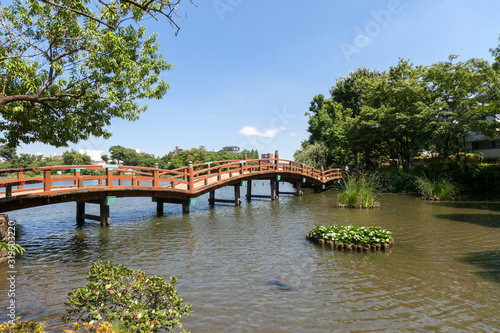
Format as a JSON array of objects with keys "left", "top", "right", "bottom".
[
  {"left": 415, "top": 174, "right": 458, "bottom": 200},
  {"left": 338, "top": 173, "right": 380, "bottom": 208}
]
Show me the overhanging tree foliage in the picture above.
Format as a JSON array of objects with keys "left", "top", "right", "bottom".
[{"left": 0, "top": 0, "right": 188, "bottom": 147}]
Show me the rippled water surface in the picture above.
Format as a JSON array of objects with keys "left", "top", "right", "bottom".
[{"left": 1, "top": 182, "right": 499, "bottom": 332}]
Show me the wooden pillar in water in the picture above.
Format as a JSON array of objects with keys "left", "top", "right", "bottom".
[
  {"left": 156, "top": 200, "right": 164, "bottom": 216},
  {"left": 75, "top": 198, "right": 111, "bottom": 226},
  {"left": 234, "top": 185, "right": 242, "bottom": 206},
  {"left": 100, "top": 201, "right": 110, "bottom": 226},
  {"left": 182, "top": 201, "right": 190, "bottom": 214},
  {"left": 246, "top": 180, "right": 252, "bottom": 200},
  {"left": 296, "top": 180, "right": 303, "bottom": 196},
  {"left": 209, "top": 190, "right": 215, "bottom": 206},
  {"left": 270, "top": 179, "right": 277, "bottom": 200},
  {"left": 76, "top": 202, "right": 85, "bottom": 224}
]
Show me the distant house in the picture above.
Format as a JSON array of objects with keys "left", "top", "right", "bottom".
[
  {"left": 49, "top": 153, "right": 63, "bottom": 160},
  {"left": 261, "top": 153, "right": 273, "bottom": 164},
  {"left": 169, "top": 146, "right": 187, "bottom": 155},
  {"left": 222, "top": 146, "right": 240, "bottom": 154},
  {"left": 464, "top": 133, "right": 500, "bottom": 161},
  {"left": 464, "top": 115, "right": 500, "bottom": 161}
]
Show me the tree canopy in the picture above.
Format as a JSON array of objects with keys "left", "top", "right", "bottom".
[
  {"left": 296, "top": 37, "right": 500, "bottom": 169},
  {"left": 0, "top": 0, "right": 188, "bottom": 147}
]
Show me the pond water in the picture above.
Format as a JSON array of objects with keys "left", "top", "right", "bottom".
[{"left": 1, "top": 182, "right": 499, "bottom": 332}]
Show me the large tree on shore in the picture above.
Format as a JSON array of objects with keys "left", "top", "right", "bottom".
[
  {"left": 423, "top": 56, "right": 500, "bottom": 158},
  {"left": 0, "top": 0, "right": 189, "bottom": 147}
]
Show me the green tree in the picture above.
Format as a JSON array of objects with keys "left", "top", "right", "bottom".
[
  {"left": 0, "top": 0, "right": 186, "bottom": 147},
  {"left": 491, "top": 35, "right": 500, "bottom": 72},
  {"left": 293, "top": 141, "right": 330, "bottom": 169},
  {"left": 424, "top": 56, "right": 500, "bottom": 158},
  {"left": 62, "top": 150, "right": 91, "bottom": 165},
  {"left": 0, "top": 145, "right": 17, "bottom": 161},
  {"left": 357, "top": 59, "right": 437, "bottom": 168}
]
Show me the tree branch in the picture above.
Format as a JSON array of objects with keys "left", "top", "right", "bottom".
[{"left": 40, "top": 0, "right": 117, "bottom": 30}]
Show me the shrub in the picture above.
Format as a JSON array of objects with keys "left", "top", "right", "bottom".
[
  {"left": 0, "top": 319, "right": 45, "bottom": 333},
  {"left": 63, "top": 321, "right": 133, "bottom": 333},
  {"left": 63, "top": 261, "right": 191, "bottom": 333}
]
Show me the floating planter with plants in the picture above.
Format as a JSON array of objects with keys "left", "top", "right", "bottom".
[{"left": 306, "top": 225, "right": 394, "bottom": 252}]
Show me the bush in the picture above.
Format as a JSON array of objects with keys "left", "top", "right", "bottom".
[
  {"left": 63, "top": 261, "right": 191, "bottom": 333},
  {"left": 63, "top": 321, "right": 133, "bottom": 333},
  {"left": 375, "top": 162, "right": 500, "bottom": 193},
  {"left": 0, "top": 319, "right": 45, "bottom": 333}
]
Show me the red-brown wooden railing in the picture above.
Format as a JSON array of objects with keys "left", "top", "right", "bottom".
[{"left": 0, "top": 159, "right": 343, "bottom": 199}]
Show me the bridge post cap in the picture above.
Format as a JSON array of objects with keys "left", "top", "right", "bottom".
[
  {"left": 188, "top": 161, "right": 193, "bottom": 168},
  {"left": 275, "top": 150, "right": 279, "bottom": 155},
  {"left": 205, "top": 162, "right": 213, "bottom": 165},
  {"left": 103, "top": 164, "right": 118, "bottom": 170},
  {"left": 239, "top": 160, "right": 246, "bottom": 164}
]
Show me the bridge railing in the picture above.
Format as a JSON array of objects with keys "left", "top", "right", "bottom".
[{"left": 0, "top": 159, "right": 343, "bottom": 198}]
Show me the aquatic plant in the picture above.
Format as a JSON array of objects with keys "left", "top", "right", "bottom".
[
  {"left": 415, "top": 174, "right": 458, "bottom": 200},
  {"left": 308, "top": 225, "right": 393, "bottom": 247},
  {"left": 337, "top": 174, "right": 380, "bottom": 208}
]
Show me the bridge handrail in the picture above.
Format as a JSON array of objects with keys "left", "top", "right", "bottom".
[{"left": 0, "top": 159, "right": 343, "bottom": 199}]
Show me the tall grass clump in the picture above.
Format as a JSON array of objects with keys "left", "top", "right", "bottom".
[
  {"left": 337, "top": 173, "right": 380, "bottom": 208},
  {"left": 415, "top": 174, "right": 458, "bottom": 200}
]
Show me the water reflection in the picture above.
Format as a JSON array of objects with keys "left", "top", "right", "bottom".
[{"left": 1, "top": 189, "right": 499, "bottom": 332}]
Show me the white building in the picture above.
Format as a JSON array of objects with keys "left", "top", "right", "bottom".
[{"left": 464, "top": 115, "right": 500, "bottom": 161}]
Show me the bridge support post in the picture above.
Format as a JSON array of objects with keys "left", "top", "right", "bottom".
[
  {"left": 75, "top": 198, "right": 111, "bottom": 226},
  {"left": 182, "top": 201, "right": 190, "bottom": 214},
  {"left": 270, "top": 179, "right": 278, "bottom": 200},
  {"left": 156, "top": 200, "right": 164, "bottom": 216},
  {"left": 76, "top": 201, "right": 85, "bottom": 224},
  {"left": 100, "top": 202, "right": 110, "bottom": 226},
  {"left": 209, "top": 190, "right": 215, "bottom": 206},
  {"left": 296, "top": 180, "right": 303, "bottom": 196},
  {"left": 246, "top": 180, "right": 252, "bottom": 200},
  {"left": 234, "top": 185, "right": 242, "bottom": 206}
]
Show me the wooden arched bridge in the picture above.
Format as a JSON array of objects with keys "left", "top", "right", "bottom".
[{"left": 0, "top": 154, "right": 342, "bottom": 225}]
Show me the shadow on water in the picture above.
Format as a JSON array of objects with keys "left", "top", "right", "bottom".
[
  {"left": 435, "top": 201, "right": 500, "bottom": 212},
  {"left": 435, "top": 213, "right": 500, "bottom": 228},
  {"left": 461, "top": 250, "right": 500, "bottom": 284}
]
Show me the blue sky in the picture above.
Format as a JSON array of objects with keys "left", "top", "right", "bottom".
[{"left": 19, "top": 0, "right": 500, "bottom": 160}]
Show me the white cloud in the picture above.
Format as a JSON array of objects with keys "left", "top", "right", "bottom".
[
  {"left": 289, "top": 132, "right": 302, "bottom": 137},
  {"left": 239, "top": 126, "right": 282, "bottom": 138}
]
